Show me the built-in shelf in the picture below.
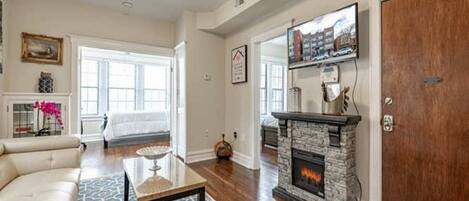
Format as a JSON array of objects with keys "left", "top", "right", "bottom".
[
  {"left": 13, "top": 111, "right": 34, "bottom": 114},
  {"left": 1, "top": 92, "right": 72, "bottom": 97},
  {"left": 2, "top": 93, "right": 71, "bottom": 138}
]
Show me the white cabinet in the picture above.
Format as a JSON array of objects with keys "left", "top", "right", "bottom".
[{"left": 2, "top": 93, "right": 71, "bottom": 138}]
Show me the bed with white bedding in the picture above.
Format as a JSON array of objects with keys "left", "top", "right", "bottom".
[
  {"left": 261, "top": 115, "right": 279, "bottom": 148},
  {"left": 101, "top": 111, "right": 170, "bottom": 148}
]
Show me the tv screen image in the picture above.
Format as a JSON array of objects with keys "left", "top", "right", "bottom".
[{"left": 288, "top": 3, "right": 358, "bottom": 68}]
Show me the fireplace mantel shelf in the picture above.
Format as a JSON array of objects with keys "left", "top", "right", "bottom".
[{"left": 272, "top": 112, "right": 361, "bottom": 126}]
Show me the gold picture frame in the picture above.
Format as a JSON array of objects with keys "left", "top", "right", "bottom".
[{"left": 21, "top": 32, "right": 63, "bottom": 65}]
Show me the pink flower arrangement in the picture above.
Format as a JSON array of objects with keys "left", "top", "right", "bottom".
[{"left": 33, "top": 101, "right": 64, "bottom": 129}]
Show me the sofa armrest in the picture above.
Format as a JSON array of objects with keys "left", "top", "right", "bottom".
[{"left": 0, "top": 135, "right": 81, "bottom": 154}]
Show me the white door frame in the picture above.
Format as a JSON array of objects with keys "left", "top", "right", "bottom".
[
  {"left": 369, "top": 0, "right": 382, "bottom": 200},
  {"left": 172, "top": 42, "right": 187, "bottom": 160},
  {"left": 249, "top": 23, "right": 291, "bottom": 170}
]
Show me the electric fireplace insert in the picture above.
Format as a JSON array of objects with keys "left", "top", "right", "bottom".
[{"left": 292, "top": 149, "right": 325, "bottom": 198}]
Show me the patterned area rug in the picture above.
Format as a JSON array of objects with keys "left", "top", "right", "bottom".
[{"left": 79, "top": 174, "right": 213, "bottom": 201}]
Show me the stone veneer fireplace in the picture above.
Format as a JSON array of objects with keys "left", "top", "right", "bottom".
[{"left": 272, "top": 112, "right": 361, "bottom": 201}]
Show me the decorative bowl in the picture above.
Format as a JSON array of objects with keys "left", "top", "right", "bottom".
[{"left": 136, "top": 146, "right": 171, "bottom": 171}]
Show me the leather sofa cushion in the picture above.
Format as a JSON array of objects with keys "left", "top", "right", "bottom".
[
  {"left": 8, "top": 148, "right": 80, "bottom": 176},
  {"left": 0, "top": 144, "right": 3, "bottom": 155},
  {"left": 0, "top": 156, "right": 18, "bottom": 190},
  {"left": 0, "top": 168, "right": 80, "bottom": 201},
  {"left": 1, "top": 135, "right": 80, "bottom": 154},
  {"left": 0, "top": 182, "right": 78, "bottom": 201}
]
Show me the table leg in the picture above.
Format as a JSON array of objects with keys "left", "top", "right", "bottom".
[
  {"left": 198, "top": 187, "right": 205, "bottom": 201},
  {"left": 124, "top": 172, "right": 129, "bottom": 201}
]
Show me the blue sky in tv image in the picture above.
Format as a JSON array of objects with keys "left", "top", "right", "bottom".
[{"left": 288, "top": 4, "right": 358, "bottom": 67}]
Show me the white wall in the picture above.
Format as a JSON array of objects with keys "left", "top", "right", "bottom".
[
  {"left": 224, "top": 0, "right": 370, "bottom": 200},
  {"left": 176, "top": 12, "right": 226, "bottom": 155},
  {"left": 3, "top": 0, "right": 174, "bottom": 132},
  {"left": 261, "top": 43, "right": 287, "bottom": 59},
  {"left": 5, "top": 0, "right": 174, "bottom": 93}
]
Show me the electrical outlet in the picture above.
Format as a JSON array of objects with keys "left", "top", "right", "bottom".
[{"left": 233, "top": 131, "right": 238, "bottom": 139}]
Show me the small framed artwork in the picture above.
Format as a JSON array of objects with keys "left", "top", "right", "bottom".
[
  {"left": 21, "top": 32, "right": 63, "bottom": 65},
  {"left": 231, "top": 45, "right": 247, "bottom": 84}
]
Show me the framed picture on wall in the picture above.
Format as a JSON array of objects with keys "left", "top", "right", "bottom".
[
  {"left": 231, "top": 45, "right": 247, "bottom": 84},
  {"left": 21, "top": 32, "right": 63, "bottom": 65}
]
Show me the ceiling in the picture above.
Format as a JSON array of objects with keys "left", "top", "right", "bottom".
[{"left": 77, "top": 0, "right": 229, "bottom": 21}]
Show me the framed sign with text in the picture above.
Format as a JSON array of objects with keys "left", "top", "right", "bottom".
[{"left": 231, "top": 45, "right": 247, "bottom": 84}]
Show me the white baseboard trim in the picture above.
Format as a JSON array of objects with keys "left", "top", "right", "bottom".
[
  {"left": 185, "top": 149, "right": 216, "bottom": 164},
  {"left": 232, "top": 151, "right": 255, "bottom": 170},
  {"left": 81, "top": 133, "right": 103, "bottom": 142}
]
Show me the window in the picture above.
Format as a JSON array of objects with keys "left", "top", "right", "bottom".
[
  {"left": 108, "top": 62, "right": 136, "bottom": 112},
  {"left": 270, "top": 64, "right": 285, "bottom": 112},
  {"left": 80, "top": 60, "right": 99, "bottom": 115},
  {"left": 260, "top": 64, "right": 267, "bottom": 115},
  {"left": 143, "top": 65, "right": 168, "bottom": 111},
  {"left": 260, "top": 58, "right": 287, "bottom": 117},
  {"left": 80, "top": 47, "right": 171, "bottom": 116}
]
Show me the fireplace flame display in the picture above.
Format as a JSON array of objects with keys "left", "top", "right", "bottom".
[
  {"left": 300, "top": 166, "right": 322, "bottom": 184},
  {"left": 292, "top": 149, "right": 325, "bottom": 198}
]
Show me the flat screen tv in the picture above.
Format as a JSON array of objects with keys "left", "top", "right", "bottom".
[{"left": 288, "top": 3, "right": 358, "bottom": 69}]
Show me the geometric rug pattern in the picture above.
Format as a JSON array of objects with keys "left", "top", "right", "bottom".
[{"left": 79, "top": 174, "right": 212, "bottom": 201}]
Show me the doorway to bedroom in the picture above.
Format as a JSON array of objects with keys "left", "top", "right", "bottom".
[
  {"left": 78, "top": 46, "right": 173, "bottom": 149},
  {"left": 259, "top": 35, "right": 288, "bottom": 166}
]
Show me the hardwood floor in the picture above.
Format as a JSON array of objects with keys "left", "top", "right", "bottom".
[{"left": 81, "top": 140, "right": 282, "bottom": 201}]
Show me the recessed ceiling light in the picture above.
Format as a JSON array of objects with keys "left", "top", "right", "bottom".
[{"left": 122, "top": 1, "right": 133, "bottom": 9}]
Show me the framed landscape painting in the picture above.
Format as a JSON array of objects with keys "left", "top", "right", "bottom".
[
  {"left": 21, "top": 32, "right": 63, "bottom": 65},
  {"left": 231, "top": 45, "right": 247, "bottom": 84}
]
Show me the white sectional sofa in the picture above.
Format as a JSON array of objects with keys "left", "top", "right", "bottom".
[{"left": 0, "top": 135, "right": 81, "bottom": 201}]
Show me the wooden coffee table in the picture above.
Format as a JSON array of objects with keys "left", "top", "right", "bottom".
[{"left": 123, "top": 154, "right": 207, "bottom": 201}]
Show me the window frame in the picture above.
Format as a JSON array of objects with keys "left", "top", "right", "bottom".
[
  {"left": 79, "top": 47, "right": 172, "bottom": 118},
  {"left": 260, "top": 56, "right": 288, "bottom": 117},
  {"left": 80, "top": 59, "right": 100, "bottom": 116}
]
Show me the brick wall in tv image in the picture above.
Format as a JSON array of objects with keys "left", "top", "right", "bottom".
[{"left": 288, "top": 4, "right": 357, "bottom": 65}]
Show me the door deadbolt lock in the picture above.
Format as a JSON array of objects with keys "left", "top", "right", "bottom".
[
  {"left": 384, "top": 97, "right": 393, "bottom": 105},
  {"left": 383, "top": 114, "right": 394, "bottom": 132}
]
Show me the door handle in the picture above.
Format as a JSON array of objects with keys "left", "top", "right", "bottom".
[{"left": 383, "top": 114, "right": 394, "bottom": 132}]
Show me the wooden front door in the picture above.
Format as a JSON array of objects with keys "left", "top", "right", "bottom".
[{"left": 382, "top": 0, "right": 469, "bottom": 200}]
